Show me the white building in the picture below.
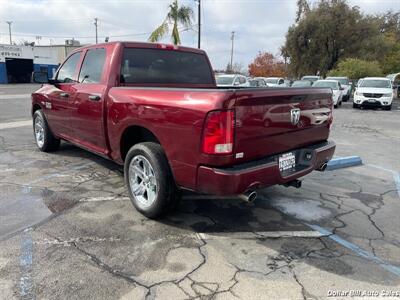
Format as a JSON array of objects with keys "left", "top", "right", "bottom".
[{"left": 0, "top": 42, "right": 81, "bottom": 84}]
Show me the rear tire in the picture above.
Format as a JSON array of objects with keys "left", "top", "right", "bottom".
[
  {"left": 124, "top": 142, "right": 180, "bottom": 219},
  {"left": 33, "top": 110, "right": 60, "bottom": 152}
]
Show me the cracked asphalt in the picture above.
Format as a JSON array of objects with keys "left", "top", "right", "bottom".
[{"left": 0, "top": 84, "right": 400, "bottom": 299}]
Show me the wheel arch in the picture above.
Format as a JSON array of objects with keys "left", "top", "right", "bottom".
[{"left": 120, "top": 125, "right": 162, "bottom": 162}]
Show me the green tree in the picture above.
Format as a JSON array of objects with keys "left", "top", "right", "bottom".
[
  {"left": 327, "top": 58, "right": 383, "bottom": 79},
  {"left": 283, "top": 0, "right": 386, "bottom": 77},
  {"left": 149, "top": 0, "right": 193, "bottom": 45},
  {"left": 382, "top": 43, "right": 400, "bottom": 74}
]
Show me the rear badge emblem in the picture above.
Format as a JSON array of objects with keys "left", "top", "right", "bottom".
[{"left": 290, "top": 108, "right": 300, "bottom": 125}]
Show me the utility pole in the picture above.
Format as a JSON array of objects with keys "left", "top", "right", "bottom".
[
  {"left": 230, "top": 31, "right": 235, "bottom": 73},
  {"left": 6, "top": 21, "right": 12, "bottom": 45},
  {"left": 197, "top": 0, "right": 201, "bottom": 49},
  {"left": 94, "top": 18, "right": 98, "bottom": 44}
]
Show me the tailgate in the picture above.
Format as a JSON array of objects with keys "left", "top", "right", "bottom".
[{"left": 233, "top": 87, "right": 333, "bottom": 162}]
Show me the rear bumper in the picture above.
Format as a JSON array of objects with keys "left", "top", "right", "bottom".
[{"left": 196, "top": 140, "right": 336, "bottom": 195}]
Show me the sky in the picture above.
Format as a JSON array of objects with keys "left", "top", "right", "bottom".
[{"left": 0, "top": 0, "right": 399, "bottom": 70}]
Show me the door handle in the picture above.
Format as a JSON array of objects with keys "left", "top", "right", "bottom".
[
  {"left": 89, "top": 95, "right": 101, "bottom": 101},
  {"left": 60, "top": 92, "right": 69, "bottom": 98}
]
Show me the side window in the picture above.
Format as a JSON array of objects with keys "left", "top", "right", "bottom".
[
  {"left": 279, "top": 79, "right": 284, "bottom": 84},
  {"left": 239, "top": 77, "right": 246, "bottom": 84},
  {"left": 56, "top": 52, "right": 81, "bottom": 83},
  {"left": 78, "top": 48, "right": 106, "bottom": 83}
]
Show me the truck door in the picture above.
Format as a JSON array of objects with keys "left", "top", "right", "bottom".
[
  {"left": 70, "top": 47, "right": 108, "bottom": 155},
  {"left": 45, "top": 51, "right": 82, "bottom": 139}
]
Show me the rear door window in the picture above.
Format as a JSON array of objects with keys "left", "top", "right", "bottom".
[
  {"left": 78, "top": 48, "right": 106, "bottom": 83},
  {"left": 120, "top": 48, "right": 214, "bottom": 85}
]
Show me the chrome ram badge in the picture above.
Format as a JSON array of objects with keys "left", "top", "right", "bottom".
[{"left": 290, "top": 108, "right": 301, "bottom": 125}]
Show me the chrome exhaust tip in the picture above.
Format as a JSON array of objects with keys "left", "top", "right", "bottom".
[
  {"left": 239, "top": 190, "right": 257, "bottom": 203},
  {"left": 317, "top": 162, "right": 328, "bottom": 172}
]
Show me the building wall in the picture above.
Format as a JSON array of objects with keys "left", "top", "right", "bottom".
[
  {"left": 0, "top": 63, "right": 6, "bottom": 84},
  {"left": 0, "top": 44, "right": 80, "bottom": 84},
  {"left": 33, "top": 64, "right": 59, "bottom": 79}
]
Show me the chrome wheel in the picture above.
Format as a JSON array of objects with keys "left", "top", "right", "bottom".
[
  {"left": 129, "top": 155, "right": 157, "bottom": 208},
  {"left": 34, "top": 116, "right": 45, "bottom": 148}
]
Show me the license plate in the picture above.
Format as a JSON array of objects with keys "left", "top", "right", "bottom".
[
  {"left": 279, "top": 152, "right": 296, "bottom": 172},
  {"left": 368, "top": 99, "right": 376, "bottom": 103}
]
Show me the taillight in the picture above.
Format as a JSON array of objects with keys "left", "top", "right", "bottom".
[
  {"left": 202, "top": 110, "right": 234, "bottom": 154},
  {"left": 328, "top": 111, "right": 333, "bottom": 130}
]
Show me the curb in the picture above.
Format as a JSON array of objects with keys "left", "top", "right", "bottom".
[{"left": 326, "top": 156, "right": 362, "bottom": 171}]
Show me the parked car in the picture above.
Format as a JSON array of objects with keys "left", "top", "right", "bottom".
[
  {"left": 264, "top": 77, "right": 286, "bottom": 87},
  {"left": 216, "top": 74, "right": 249, "bottom": 87},
  {"left": 291, "top": 80, "right": 313, "bottom": 87},
  {"left": 326, "top": 76, "right": 352, "bottom": 101},
  {"left": 312, "top": 80, "right": 343, "bottom": 108},
  {"left": 31, "top": 41, "right": 335, "bottom": 218},
  {"left": 301, "top": 75, "right": 321, "bottom": 83},
  {"left": 353, "top": 77, "right": 393, "bottom": 110},
  {"left": 249, "top": 78, "right": 267, "bottom": 87},
  {"left": 386, "top": 73, "right": 400, "bottom": 98}
]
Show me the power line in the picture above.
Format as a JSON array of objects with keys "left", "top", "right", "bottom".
[{"left": 0, "top": 26, "right": 195, "bottom": 41}]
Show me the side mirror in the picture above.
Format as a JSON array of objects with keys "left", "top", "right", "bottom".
[
  {"left": 340, "top": 87, "right": 345, "bottom": 90},
  {"left": 32, "top": 72, "right": 49, "bottom": 84},
  {"left": 234, "top": 81, "right": 240, "bottom": 86}
]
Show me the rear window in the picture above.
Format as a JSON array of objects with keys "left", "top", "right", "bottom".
[
  {"left": 326, "top": 77, "right": 349, "bottom": 85},
  {"left": 216, "top": 76, "right": 234, "bottom": 85},
  {"left": 313, "top": 81, "right": 338, "bottom": 89},
  {"left": 120, "top": 48, "right": 214, "bottom": 85}
]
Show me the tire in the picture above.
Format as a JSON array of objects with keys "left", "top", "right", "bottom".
[
  {"left": 334, "top": 104, "right": 338, "bottom": 108},
  {"left": 124, "top": 142, "right": 180, "bottom": 218},
  {"left": 352, "top": 103, "right": 359, "bottom": 109},
  {"left": 33, "top": 110, "right": 60, "bottom": 152},
  {"left": 384, "top": 105, "right": 392, "bottom": 111}
]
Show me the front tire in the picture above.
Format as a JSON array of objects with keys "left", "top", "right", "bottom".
[
  {"left": 353, "top": 103, "right": 359, "bottom": 109},
  {"left": 33, "top": 110, "right": 60, "bottom": 152},
  {"left": 384, "top": 104, "right": 392, "bottom": 111},
  {"left": 124, "top": 142, "right": 180, "bottom": 218}
]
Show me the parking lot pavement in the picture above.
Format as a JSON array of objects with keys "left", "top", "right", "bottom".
[{"left": 0, "top": 86, "right": 399, "bottom": 299}]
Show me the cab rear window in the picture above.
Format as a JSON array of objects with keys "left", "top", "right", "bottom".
[{"left": 120, "top": 48, "right": 214, "bottom": 85}]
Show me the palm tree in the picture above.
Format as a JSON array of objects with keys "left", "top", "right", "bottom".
[{"left": 149, "top": 0, "right": 193, "bottom": 45}]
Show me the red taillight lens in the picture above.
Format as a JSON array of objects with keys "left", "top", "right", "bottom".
[{"left": 202, "top": 110, "right": 234, "bottom": 154}]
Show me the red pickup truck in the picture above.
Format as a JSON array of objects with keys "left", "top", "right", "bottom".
[{"left": 31, "top": 41, "right": 335, "bottom": 218}]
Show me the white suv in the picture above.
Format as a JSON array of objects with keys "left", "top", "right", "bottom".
[{"left": 353, "top": 77, "right": 393, "bottom": 110}]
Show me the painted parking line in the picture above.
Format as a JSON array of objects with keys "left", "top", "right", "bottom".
[
  {"left": 367, "top": 164, "right": 400, "bottom": 198},
  {"left": 19, "top": 228, "right": 34, "bottom": 299},
  {"left": 0, "top": 94, "right": 31, "bottom": 100},
  {"left": 0, "top": 120, "right": 32, "bottom": 130},
  {"left": 308, "top": 224, "right": 400, "bottom": 277}
]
